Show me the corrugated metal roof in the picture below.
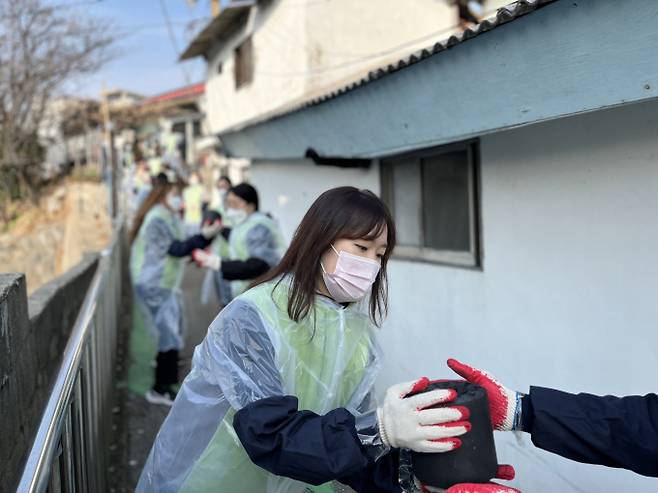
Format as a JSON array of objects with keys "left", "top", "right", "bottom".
[
  {"left": 220, "top": 0, "right": 558, "bottom": 134},
  {"left": 303, "top": 0, "right": 556, "bottom": 107}
]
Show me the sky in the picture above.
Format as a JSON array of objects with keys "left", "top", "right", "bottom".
[{"left": 50, "top": 0, "right": 211, "bottom": 99}]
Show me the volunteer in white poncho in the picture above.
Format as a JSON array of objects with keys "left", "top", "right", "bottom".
[{"left": 137, "top": 187, "right": 472, "bottom": 493}]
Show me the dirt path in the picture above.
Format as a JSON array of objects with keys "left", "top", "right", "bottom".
[{"left": 0, "top": 180, "right": 112, "bottom": 293}]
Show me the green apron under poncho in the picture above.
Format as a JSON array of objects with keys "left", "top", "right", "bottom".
[
  {"left": 128, "top": 204, "right": 185, "bottom": 394},
  {"left": 228, "top": 212, "right": 286, "bottom": 298},
  {"left": 136, "top": 277, "right": 382, "bottom": 493}
]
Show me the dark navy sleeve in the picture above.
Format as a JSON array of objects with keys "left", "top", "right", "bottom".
[
  {"left": 523, "top": 386, "right": 658, "bottom": 477},
  {"left": 167, "top": 234, "right": 211, "bottom": 257},
  {"left": 221, "top": 257, "right": 271, "bottom": 280},
  {"left": 233, "top": 396, "right": 401, "bottom": 492}
]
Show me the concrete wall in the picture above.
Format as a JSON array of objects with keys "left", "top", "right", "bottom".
[
  {"left": 378, "top": 99, "right": 658, "bottom": 491},
  {"left": 250, "top": 158, "right": 380, "bottom": 241},
  {"left": 0, "top": 255, "right": 99, "bottom": 493}
]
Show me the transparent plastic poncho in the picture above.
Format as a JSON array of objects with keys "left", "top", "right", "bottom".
[
  {"left": 228, "top": 212, "right": 286, "bottom": 298},
  {"left": 136, "top": 277, "right": 386, "bottom": 493},
  {"left": 130, "top": 204, "right": 185, "bottom": 352}
]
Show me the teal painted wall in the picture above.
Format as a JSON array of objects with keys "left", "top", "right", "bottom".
[{"left": 221, "top": 0, "right": 658, "bottom": 159}]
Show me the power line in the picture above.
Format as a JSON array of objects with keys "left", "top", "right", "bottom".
[
  {"left": 253, "top": 6, "right": 500, "bottom": 78},
  {"left": 44, "top": 0, "right": 105, "bottom": 10},
  {"left": 118, "top": 17, "right": 211, "bottom": 33},
  {"left": 255, "top": 23, "right": 460, "bottom": 77},
  {"left": 158, "top": 0, "right": 191, "bottom": 84}
]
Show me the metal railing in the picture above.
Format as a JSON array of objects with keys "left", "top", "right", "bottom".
[{"left": 17, "top": 224, "right": 123, "bottom": 493}]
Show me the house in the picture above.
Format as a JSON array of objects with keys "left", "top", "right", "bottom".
[
  {"left": 104, "top": 88, "right": 144, "bottom": 110},
  {"left": 139, "top": 82, "right": 206, "bottom": 167},
  {"left": 39, "top": 97, "right": 104, "bottom": 178},
  {"left": 181, "top": 0, "right": 510, "bottom": 136},
  {"left": 183, "top": 0, "right": 658, "bottom": 491}
]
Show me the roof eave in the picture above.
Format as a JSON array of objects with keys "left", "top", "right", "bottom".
[{"left": 179, "top": 7, "right": 251, "bottom": 61}]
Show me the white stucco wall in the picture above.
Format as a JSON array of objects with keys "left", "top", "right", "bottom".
[
  {"left": 378, "top": 99, "right": 658, "bottom": 491},
  {"left": 302, "top": 0, "right": 458, "bottom": 94},
  {"left": 205, "top": 2, "right": 308, "bottom": 133},
  {"left": 250, "top": 158, "right": 380, "bottom": 242}
]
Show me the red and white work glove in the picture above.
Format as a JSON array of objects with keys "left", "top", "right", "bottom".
[
  {"left": 201, "top": 221, "right": 222, "bottom": 240},
  {"left": 419, "top": 465, "right": 520, "bottom": 493},
  {"left": 447, "top": 359, "right": 521, "bottom": 432},
  {"left": 377, "top": 377, "right": 471, "bottom": 453},
  {"left": 192, "top": 249, "right": 222, "bottom": 271}
]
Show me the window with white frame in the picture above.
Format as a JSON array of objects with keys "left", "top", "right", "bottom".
[{"left": 380, "top": 141, "right": 481, "bottom": 267}]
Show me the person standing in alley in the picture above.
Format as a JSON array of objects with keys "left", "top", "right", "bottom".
[
  {"left": 208, "top": 175, "right": 232, "bottom": 218},
  {"left": 128, "top": 176, "right": 222, "bottom": 405},
  {"left": 137, "top": 187, "right": 518, "bottom": 493},
  {"left": 182, "top": 171, "right": 204, "bottom": 235},
  {"left": 192, "top": 182, "right": 285, "bottom": 302}
]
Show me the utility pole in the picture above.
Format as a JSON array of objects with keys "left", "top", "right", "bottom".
[
  {"left": 211, "top": 0, "right": 220, "bottom": 17},
  {"left": 101, "top": 84, "right": 118, "bottom": 218}
]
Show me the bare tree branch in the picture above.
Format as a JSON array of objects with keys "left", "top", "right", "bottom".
[{"left": 0, "top": 0, "right": 116, "bottom": 196}]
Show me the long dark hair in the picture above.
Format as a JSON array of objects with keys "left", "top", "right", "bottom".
[
  {"left": 255, "top": 187, "right": 396, "bottom": 326},
  {"left": 129, "top": 182, "right": 172, "bottom": 243}
]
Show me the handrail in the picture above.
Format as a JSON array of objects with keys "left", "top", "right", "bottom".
[{"left": 17, "top": 223, "right": 123, "bottom": 493}]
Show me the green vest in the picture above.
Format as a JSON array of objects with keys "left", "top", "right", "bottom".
[
  {"left": 229, "top": 212, "right": 286, "bottom": 297},
  {"left": 130, "top": 204, "right": 184, "bottom": 290},
  {"left": 210, "top": 233, "right": 231, "bottom": 258},
  {"left": 179, "top": 280, "right": 376, "bottom": 492},
  {"left": 148, "top": 157, "right": 162, "bottom": 176},
  {"left": 183, "top": 184, "right": 203, "bottom": 224}
]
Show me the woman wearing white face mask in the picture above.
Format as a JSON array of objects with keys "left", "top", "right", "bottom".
[
  {"left": 192, "top": 182, "right": 286, "bottom": 302},
  {"left": 208, "top": 175, "right": 232, "bottom": 216},
  {"left": 137, "top": 187, "right": 474, "bottom": 493},
  {"left": 129, "top": 175, "right": 222, "bottom": 406}
]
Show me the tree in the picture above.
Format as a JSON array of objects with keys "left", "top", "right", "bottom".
[{"left": 0, "top": 0, "right": 116, "bottom": 204}]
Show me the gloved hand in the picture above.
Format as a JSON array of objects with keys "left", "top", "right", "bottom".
[
  {"left": 192, "top": 249, "right": 221, "bottom": 271},
  {"left": 201, "top": 221, "right": 222, "bottom": 239},
  {"left": 420, "top": 465, "right": 520, "bottom": 492},
  {"left": 377, "top": 377, "right": 470, "bottom": 453},
  {"left": 447, "top": 359, "right": 520, "bottom": 431}
]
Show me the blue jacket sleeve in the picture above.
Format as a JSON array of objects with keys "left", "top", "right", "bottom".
[
  {"left": 523, "top": 386, "right": 658, "bottom": 477},
  {"left": 233, "top": 396, "right": 401, "bottom": 492}
]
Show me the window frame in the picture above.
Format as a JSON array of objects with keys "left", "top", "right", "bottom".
[
  {"left": 380, "top": 139, "right": 482, "bottom": 269},
  {"left": 234, "top": 36, "right": 254, "bottom": 89}
]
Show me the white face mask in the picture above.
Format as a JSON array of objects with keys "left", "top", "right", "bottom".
[
  {"left": 225, "top": 207, "right": 248, "bottom": 225},
  {"left": 166, "top": 195, "right": 182, "bottom": 211},
  {"left": 321, "top": 245, "right": 381, "bottom": 303}
]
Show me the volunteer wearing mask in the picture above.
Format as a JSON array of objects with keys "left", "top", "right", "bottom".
[
  {"left": 209, "top": 175, "right": 232, "bottom": 216},
  {"left": 182, "top": 172, "right": 204, "bottom": 235},
  {"left": 192, "top": 183, "right": 285, "bottom": 301},
  {"left": 446, "top": 359, "right": 658, "bottom": 478},
  {"left": 137, "top": 187, "right": 510, "bottom": 493},
  {"left": 129, "top": 179, "right": 221, "bottom": 406}
]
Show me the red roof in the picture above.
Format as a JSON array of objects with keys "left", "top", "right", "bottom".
[{"left": 141, "top": 83, "right": 205, "bottom": 106}]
